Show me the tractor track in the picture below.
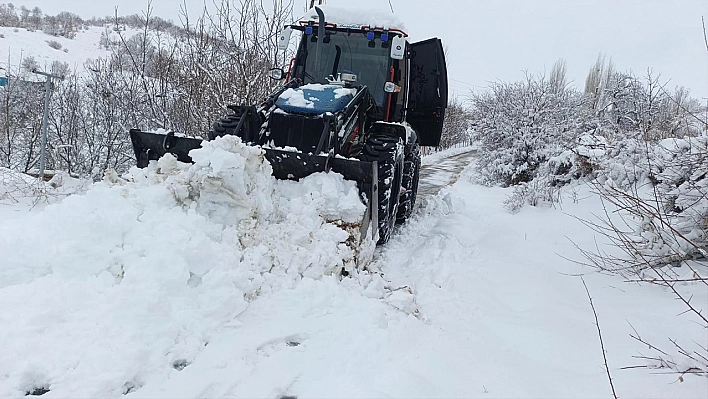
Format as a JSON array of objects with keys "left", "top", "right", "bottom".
[{"left": 417, "top": 149, "right": 477, "bottom": 201}]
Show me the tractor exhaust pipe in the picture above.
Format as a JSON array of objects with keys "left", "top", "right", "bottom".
[{"left": 314, "top": 6, "right": 326, "bottom": 79}]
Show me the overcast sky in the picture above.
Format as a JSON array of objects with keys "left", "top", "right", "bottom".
[{"left": 8, "top": 0, "right": 708, "bottom": 100}]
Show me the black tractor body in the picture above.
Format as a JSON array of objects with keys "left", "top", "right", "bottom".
[{"left": 130, "top": 6, "right": 448, "bottom": 246}]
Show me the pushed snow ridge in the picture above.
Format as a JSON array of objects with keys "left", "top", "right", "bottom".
[{"left": 0, "top": 136, "right": 378, "bottom": 398}]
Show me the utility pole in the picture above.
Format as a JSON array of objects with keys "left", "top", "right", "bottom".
[{"left": 31, "top": 68, "right": 64, "bottom": 180}]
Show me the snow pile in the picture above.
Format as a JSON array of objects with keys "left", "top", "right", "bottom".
[
  {"left": 0, "top": 136, "right": 368, "bottom": 397},
  {"left": 0, "top": 168, "right": 91, "bottom": 205},
  {"left": 0, "top": 146, "right": 706, "bottom": 397}
]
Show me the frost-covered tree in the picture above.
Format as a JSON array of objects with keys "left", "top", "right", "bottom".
[
  {"left": 0, "top": 3, "right": 19, "bottom": 26},
  {"left": 472, "top": 66, "right": 585, "bottom": 186},
  {"left": 584, "top": 56, "right": 706, "bottom": 142},
  {"left": 0, "top": 60, "right": 45, "bottom": 172}
]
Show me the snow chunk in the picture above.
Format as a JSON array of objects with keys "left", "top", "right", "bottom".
[
  {"left": 277, "top": 171, "right": 366, "bottom": 224},
  {"left": 279, "top": 87, "right": 317, "bottom": 109},
  {"left": 334, "top": 87, "right": 356, "bottom": 99}
]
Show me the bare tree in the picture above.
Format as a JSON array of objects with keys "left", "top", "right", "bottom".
[{"left": 439, "top": 96, "right": 472, "bottom": 149}]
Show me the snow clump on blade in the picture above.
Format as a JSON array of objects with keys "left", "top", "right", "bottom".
[{"left": 116, "top": 135, "right": 365, "bottom": 289}]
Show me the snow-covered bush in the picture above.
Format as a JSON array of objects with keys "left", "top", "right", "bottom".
[
  {"left": 637, "top": 137, "right": 708, "bottom": 267},
  {"left": 586, "top": 136, "right": 708, "bottom": 272},
  {"left": 503, "top": 174, "right": 561, "bottom": 213},
  {"left": 479, "top": 57, "right": 707, "bottom": 218},
  {"left": 0, "top": 168, "right": 89, "bottom": 205},
  {"left": 584, "top": 56, "right": 706, "bottom": 142},
  {"left": 0, "top": 168, "right": 44, "bottom": 202},
  {"left": 472, "top": 70, "right": 586, "bottom": 187},
  {"left": 594, "top": 138, "right": 654, "bottom": 189},
  {"left": 45, "top": 39, "right": 62, "bottom": 50}
]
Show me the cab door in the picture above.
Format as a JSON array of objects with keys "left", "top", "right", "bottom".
[{"left": 407, "top": 38, "right": 448, "bottom": 147}]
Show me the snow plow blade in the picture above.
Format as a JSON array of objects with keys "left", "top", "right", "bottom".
[{"left": 130, "top": 129, "right": 378, "bottom": 265}]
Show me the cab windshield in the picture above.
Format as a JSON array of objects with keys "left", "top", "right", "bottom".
[{"left": 298, "top": 31, "right": 390, "bottom": 106}]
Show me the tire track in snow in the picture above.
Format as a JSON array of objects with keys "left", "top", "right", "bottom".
[{"left": 417, "top": 149, "right": 476, "bottom": 200}]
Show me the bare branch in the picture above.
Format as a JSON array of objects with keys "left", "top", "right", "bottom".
[
  {"left": 703, "top": 16, "right": 708, "bottom": 52},
  {"left": 581, "top": 277, "right": 618, "bottom": 399}
]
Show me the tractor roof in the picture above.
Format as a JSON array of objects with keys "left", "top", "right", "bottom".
[{"left": 297, "top": 5, "right": 407, "bottom": 36}]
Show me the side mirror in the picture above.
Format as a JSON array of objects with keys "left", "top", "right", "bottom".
[
  {"left": 268, "top": 68, "right": 286, "bottom": 80},
  {"left": 384, "top": 82, "right": 401, "bottom": 93}
]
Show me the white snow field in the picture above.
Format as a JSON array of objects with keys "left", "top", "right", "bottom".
[
  {"left": 0, "top": 139, "right": 705, "bottom": 398},
  {"left": 1, "top": 25, "right": 103, "bottom": 74}
]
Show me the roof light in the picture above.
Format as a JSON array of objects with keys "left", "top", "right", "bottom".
[
  {"left": 367, "top": 31, "right": 375, "bottom": 40},
  {"left": 305, "top": 26, "right": 313, "bottom": 35},
  {"left": 381, "top": 33, "right": 389, "bottom": 42}
]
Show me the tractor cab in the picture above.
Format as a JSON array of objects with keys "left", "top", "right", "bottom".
[
  {"left": 273, "top": 6, "right": 448, "bottom": 146},
  {"left": 290, "top": 24, "right": 398, "bottom": 113}
]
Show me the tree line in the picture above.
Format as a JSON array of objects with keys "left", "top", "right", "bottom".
[{"left": 0, "top": 0, "right": 291, "bottom": 178}]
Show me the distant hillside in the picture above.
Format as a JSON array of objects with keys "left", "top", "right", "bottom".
[
  {"left": 0, "top": 25, "right": 112, "bottom": 78},
  {"left": 0, "top": 3, "right": 180, "bottom": 34},
  {"left": 0, "top": 2, "right": 184, "bottom": 78}
]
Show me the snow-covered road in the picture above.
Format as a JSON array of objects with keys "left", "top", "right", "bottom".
[
  {"left": 418, "top": 149, "right": 476, "bottom": 199},
  {"left": 0, "top": 143, "right": 705, "bottom": 398}
]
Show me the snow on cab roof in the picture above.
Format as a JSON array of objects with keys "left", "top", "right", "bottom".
[{"left": 300, "top": 5, "right": 406, "bottom": 34}]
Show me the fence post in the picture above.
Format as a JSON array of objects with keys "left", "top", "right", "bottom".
[{"left": 32, "top": 68, "right": 64, "bottom": 180}]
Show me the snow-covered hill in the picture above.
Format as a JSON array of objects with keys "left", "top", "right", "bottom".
[
  {"left": 0, "top": 139, "right": 705, "bottom": 398},
  {"left": 0, "top": 25, "right": 113, "bottom": 76}
]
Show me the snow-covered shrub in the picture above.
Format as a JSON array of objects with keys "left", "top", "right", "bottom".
[
  {"left": 46, "top": 39, "right": 62, "bottom": 50},
  {"left": 588, "top": 136, "right": 708, "bottom": 273},
  {"left": 638, "top": 137, "right": 708, "bottom": 266},
  {"left": 0, "top": 0, "right": 294, "bottom": 179},
  {"left": 0, "top": 168, "right": 89, "bottom": 205},
  {"left": 595, "top": 138, "right": 654, "bottom": 189},
  {"left": 584, "top": 57, "right": 706, "bottom": 142},
  {"left": 0, "top": 168, "right": 44, "bottom": 202},
  {"left": 503, "top": 174, "right": 561, "bottom": 213},
  {"left": 472, "top": 71, "right": 585, "bottom": 187}
]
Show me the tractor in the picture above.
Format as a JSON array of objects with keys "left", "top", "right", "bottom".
[{"left": 130, "top": 5, "right": 448, "bottom": 246}]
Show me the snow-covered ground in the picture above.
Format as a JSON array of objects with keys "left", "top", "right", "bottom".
[
  {"left": 1, "top": 25, "right": 103, "bottom": 74},
  {"left": 0, "top": 24, "right": 139, "bottom": 77},
  {"left": 0, "top": 138, "right": 705, "bottom": 398}
]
